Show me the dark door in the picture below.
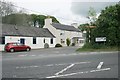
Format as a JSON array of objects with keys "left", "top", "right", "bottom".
[{"left": 20, "top": 38, "right": 25, "bottom": 44}]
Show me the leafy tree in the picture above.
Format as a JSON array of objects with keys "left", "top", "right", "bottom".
[
  {"left": 30, "top": 14, "right": 59, "bottom": 28},
  {"left": 2, "top": 13, "right": 59, "bottom": 27},
  {"left": 31, "top": 14, "right": 39, "bottom": 27},
  {"left": 78, "top": 23, "right": 89, "bottom": 32},
  {"left": 50, "top": 16, "right": 59, "bottom": 23},
  {"left": 91, "top": 3, "right": 120, "bottom": 47},
  {"left": 37, "top": 15, "right": 47, "bottom": 28},
  {"left": 2, "top": 13, "right": 32, "bottom": 26}
]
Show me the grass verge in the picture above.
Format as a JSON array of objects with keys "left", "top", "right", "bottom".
[
  {"left": 76, "top": 43, "right": 119, "bottom": 52},
  {"left": 76, "top": 47, "right": 118, "bottom": 52}
]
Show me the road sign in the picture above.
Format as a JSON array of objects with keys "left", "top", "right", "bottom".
[{"left": 95, "top": 37, "right": 106, "bottom": 42}]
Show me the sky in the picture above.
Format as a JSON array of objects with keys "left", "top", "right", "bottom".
[{"left": 4, "top": 0, "right": 119, "bottom": 25}]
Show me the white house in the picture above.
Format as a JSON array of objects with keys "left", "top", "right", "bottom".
[
  {"left": 0, "top": 24, "right": 56, "bottom": 51},
  {"left": 43, "top": 18, "right": 85, "bottom": 46}
]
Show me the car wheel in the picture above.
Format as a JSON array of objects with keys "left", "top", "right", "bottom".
[
  {"left": 10, "top": 48, "right": 14, "bottom": 52},
  {"left": 26, "top": 48, "right": 30, "bottom": 51}
]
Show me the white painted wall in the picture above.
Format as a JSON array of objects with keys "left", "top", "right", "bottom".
[
  {"left": 0, "top": 45, "right": 4, "bottom": 51},
  {"left": 56, "top": 29, "right": 83, "bottom": 46},
  {"left": 44, "top": 19, "right": 57, "bottom": 38},
  {"left": 0, "top": 36, "right": 56, "bottom": 51}
]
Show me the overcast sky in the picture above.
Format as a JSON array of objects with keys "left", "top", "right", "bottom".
[{"left": 5, "top": 0, "right": 119, "bottom": 25}]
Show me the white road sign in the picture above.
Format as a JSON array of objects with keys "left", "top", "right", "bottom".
[{"left": 95, "top": 37, "right": 106, "bottom": 42}]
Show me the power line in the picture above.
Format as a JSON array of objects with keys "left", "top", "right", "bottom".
[{"left": 0, "top": 0, "right": 89, "bottom": 24}]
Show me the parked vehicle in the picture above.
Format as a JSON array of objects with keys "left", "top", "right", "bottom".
[{"left": 4, "top": 43, "right": 31, "bottom": 52}]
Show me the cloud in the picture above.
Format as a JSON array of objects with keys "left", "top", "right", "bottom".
[{"left": 71, "top": 2, "right": 118, "bottom": 17}]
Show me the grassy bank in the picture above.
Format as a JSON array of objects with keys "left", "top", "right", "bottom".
[{"left": 76, "top": 43, "right": 119, "bottom": 52}]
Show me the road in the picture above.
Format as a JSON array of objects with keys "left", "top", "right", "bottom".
[{"left": 2, "top": 47, "right": 118, "bottom": 79}]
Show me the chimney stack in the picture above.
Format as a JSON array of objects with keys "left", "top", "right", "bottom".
[
  {"left": 71, "top": 23, "right": 78, "bottom": 28},
  {"left": 44, "top": 16, "right": 52, "bottom": 26}
]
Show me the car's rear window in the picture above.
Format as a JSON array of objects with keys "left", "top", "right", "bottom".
[{"left": 5, "top": 43, "right": 17, "bottom": 46}]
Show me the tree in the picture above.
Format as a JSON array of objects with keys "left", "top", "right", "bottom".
[
  {"left": 0, "top": 1, "right": 16, "bottom": 16},
  {"left": 30, "top": 14, "right": 59, "bottom": 28},
  {"left": 78, "top": 23, "right": 89, "bottom": 32},
  {"left": 91, "top": 3, "right": 120, "bottom": 47},
  {"left": 2, "top": 13, "right": 32, "bottom": 26},
  {"left": 87, "top": 7, "right": 97, "bottom": 25}
]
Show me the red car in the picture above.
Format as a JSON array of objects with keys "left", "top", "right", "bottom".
[{"left": 5, "top": 43, "right": 31, "bottom": 52}]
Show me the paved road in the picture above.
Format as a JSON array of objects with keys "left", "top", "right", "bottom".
[{"left": 2, "top": 47, "right": 118, "bottom": 79}]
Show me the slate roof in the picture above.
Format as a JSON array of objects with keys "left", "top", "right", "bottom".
[
  {"left": 0, "top": 24, "right": 55, "bottom": 38},
  {"left": 52, "top": 23, "right": 80, "bottom": 32}
]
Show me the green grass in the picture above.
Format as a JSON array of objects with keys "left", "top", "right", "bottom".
[
  {"left": 76, "top": 47, "right": 118, "bottom": 52},
  {"left": 76, "top": 43, "right": 119, "bottom": 52}
]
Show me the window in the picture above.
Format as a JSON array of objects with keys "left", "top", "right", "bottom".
[
  {"left": 60, "top": 31, "right": 65, "bottom": 36},
  {"left": 61, "top": 39, "right": 65, "bottom": 44},
  {"left": 79, "top": 40, "right": 84, "bottom": 43},
  {"left": 51, "top": 38, "right": 53, "bottom": 44},
  {"left": 0, "top": 37, "right": 5, "bottom": 44},
  {"left": 20, "top": 38, "right": 25, "bottom": 44},
  {"left": 33, "top": 37, "right": 36, "bottom": 44},
  {"left": 44, "top": 39, "right": 45, "bottom": 43},
  {"left": 60, "top": 33, "right": 63, "bottom": 35}
]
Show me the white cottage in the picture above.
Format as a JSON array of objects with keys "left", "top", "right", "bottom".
[
  {"left": 0, "top": 24, "right": 56, "bottom": 51},
  {"left": 43, "top": 18, "right": 85, "bottom": 46}
]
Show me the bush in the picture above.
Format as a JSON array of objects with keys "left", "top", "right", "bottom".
[
  {"left": 71, "top": 43, "right": 75, "bottom": 46},
  {"left": 82, "top": 43, "right": 109, "bottom": 49},
  {"left": 82, "top": 43, "right": 92, "bottom": 49},
  {"left": 55, "top": 44, "right": 62, "bottom": 47},
  {"left": 66, "top": 38, "right": 71, "bottom": 46}
]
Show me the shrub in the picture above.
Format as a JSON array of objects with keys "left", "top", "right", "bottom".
[
  {"left": 71, "top": 43, "right": 75, "bottom": 46},
  {"left": 82, "top": 43, "right": 108, "bottom": 49},
  {"left": 55, "top": 44, "right": 62, "bottom": 47},
  {"left": 82, "top": 43, "right": 92, "bottom": 49},
  {"left": 66, "top": 38, "right": 71, "bottom": 46}
]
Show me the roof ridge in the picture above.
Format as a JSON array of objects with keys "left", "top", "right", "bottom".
[{"left": 52, "top": 22, "right": 75, "bottom": 27}]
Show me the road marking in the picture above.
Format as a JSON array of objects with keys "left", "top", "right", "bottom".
[
  {"left": 45, "top": 64, "right": 54, "bottom": 67},
  {"left": 29, "top": 55, "right": 36, "bottom": 57},
  {"left": 45, "top": 62, "right": 90, "bottom": 67},
  {"left": 46, "top": 68, "right": 110, "bottom": 78},
  {"left": 16, "top": 65, "right": 39, "bottom": 69},
  {"left": 18, "top": 54, "right": 27, "bottom": 57},
  {"left": 97, "top": 62, "right": 104, "bottom": 69},
  {"left": 55, "top": 64, "right": 75, "bottom": 75},
  {"left": 16, "top": 62, "right": 90, "bottom": 69},
  {"left": 90, "top": 68, "right": 110, "bottom": 72}
]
